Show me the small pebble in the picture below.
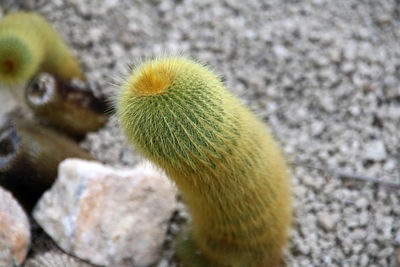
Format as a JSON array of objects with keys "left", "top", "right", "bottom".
[
  {"left": 318, "top": 213, "right": 336, "bottom": 231},
  {"left": 364, "top": 140, "right": 387, "bottom": 161}
]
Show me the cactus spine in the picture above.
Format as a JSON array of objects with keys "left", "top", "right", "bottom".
[
  {"left": 117, "top": 57, "right": 291, "bottom": 266},
  {"left": 0, "top": 12, "right": 83, "bottom": 85}
]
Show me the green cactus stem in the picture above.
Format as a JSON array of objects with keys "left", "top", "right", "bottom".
[{"left": 116, "top": 57, "right": 292, "bottom": 267}]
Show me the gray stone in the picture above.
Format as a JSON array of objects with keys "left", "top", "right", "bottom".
[
  {"left": 110, "top": 43, "right": 125, "bottom": 59},
  {"left": 396, "top": 232, "right": 400, "bottom": 245},
  {"left": 313, "top": 56, "right": 329, "bottom": 67},
  {"left": 343, "top": 43, "right": 357, "bottom": 61},
  {"left": 310, "top": 121, "right": 324, "bottom": 136},
  {"left": 377, "top": 247, "right": 394, "bottom": 259},
  {"left": 355, "top": 198, "right": 368, "bottom": 209},
  {"left": 359, "top": 254, "right": 369, "bottom": 266},
  {"left": 318, "top": 213, "right": 336, "bottom": 231},
  {"left": 0, "top": 186, "right": 31, "bottom": 266},
  {"left": 364, "top": 140, "right": 387, "bottom": 161},
  {"left": 273, "top": 45, "right": 290, "bottom": 60},
  {"left": 87, "top": 27, "right": 104, "bottom": 43},
  {"left": 341, "top": 61, "right": 355, "bottom": 74},
  {"left": 319, "top": 94, "right": 336, "bottom": 113},
  {"left": 33, "top": 159, "right": 178, "bottom": 267}
]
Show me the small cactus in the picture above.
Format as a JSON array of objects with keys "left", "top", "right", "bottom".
[
  {"left": 0, "top": 118, "right": 93, "bottom": 211},
  {"left": 0, "top": 12, "right": 83, "bottom": 85},
  {"left": 117, "top": 57, "right": 291, "bottom": 266},
  {"left": 26, "top": 72, "right": 107, "bottom": 139}
]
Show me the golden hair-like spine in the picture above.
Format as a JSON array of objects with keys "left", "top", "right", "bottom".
[{"left": 117, "top": 57, "right": 291, "bottom": 266}]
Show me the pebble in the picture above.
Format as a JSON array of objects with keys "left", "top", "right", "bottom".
[
  {"left": 310, "top": 121, "right": 324, "bottom": 136},
  {"left": 354, "top": 197, "right": 368, "bottom": 209},
  {"left": 318, "top": 213, "right": 336, "bottom": 231},
  {"left": 358, "top": 211, "right": 369, "bottom": 226},
  {"left": 364, "top": 140, "right": 387, "bottom": 161},
  {"left": 377, "top": 247, "right": 394, "bottom": 259},
  {"left": 319, "top": 94, "right": 336, "bottom": 113},
  {"left": 87, "top": 27, "right": 103, "bottom": 43},
  {"left": 343, "top": 42, "right": 357, "bottom": 61},
  {"left": 396, "top": 232, "right": 400, "bottom": 245},
  {"left": 0, "top": 186, "right": 31, "bottom": 266},
  {"left": 341, "top": 61, "right": 355, "bottom": 74},
  {"left": 33, "top": 159, "right": 178, "bottom": 267},
  {"left": 359, "top": 254, "right": 369, "bottom": 266},
  {"left": 273, "top": 45, "right": 290, "bottom": 60},
  {"left": 349, "top": 106, "right": 361, "bottom": 116}
]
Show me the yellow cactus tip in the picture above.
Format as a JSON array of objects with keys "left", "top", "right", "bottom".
[
  {"left": 0, "top": 47, "right": 29, "bottom": 85},
  {"left": 123, "top": 57, "right": 185, "bottom": 97},
  {"left": 1, "top": 58, "right": 16, "bottom": 74}
]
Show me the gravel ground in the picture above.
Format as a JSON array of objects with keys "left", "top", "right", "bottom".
[{"left": 2, "top": 0, "right": 400, "bottom": 266}]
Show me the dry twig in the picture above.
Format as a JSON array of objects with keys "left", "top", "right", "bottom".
[{"left": 293, "top": 162, "right": 400, "bottom": 189}]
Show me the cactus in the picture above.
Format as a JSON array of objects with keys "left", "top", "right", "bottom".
[
  {"left": 0, "top": 118, "right": 93, "bottom": 211},
  {"left": 0, "top": 19, "right": 44, "bottom": 85},
  {"left": 26, "top": 72, "right": 107, "bottom": 139},
  {"left": 0, "top": 12, "right": 83, "bottom": 85},
  {"left": 117, "top": 57, "right": 292, "bottom": 266}
]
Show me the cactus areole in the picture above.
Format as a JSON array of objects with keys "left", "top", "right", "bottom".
[{"left": 117, "top": 57, "right": 292, "bottom": 267}]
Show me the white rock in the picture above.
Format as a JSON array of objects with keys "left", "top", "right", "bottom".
[
  {"left": 313, "top": 56, "right": 329, "bottom": 67},
  {"left": 273, "top": 45, "right": 290, "bottom": 60},
  {"left": 349, "top": 106, "right": 361, "bottom": 116},
  {"left": 33, "top": 159, "right": 178, "bottom": 267},
  {"left": 310, "top": 121, "right": 324, "bottom": 136},
  {"left": 343, "top": 42, "right": 357, "bottom": 61},
  {"left": 110, "top": 43, "right": 125, "bottom": 58},
  {"left": 377, "top": 247, "right": 394, "bottom": 259},
  {"left": 355, "top": 197, "right": 368, "bottom": 209},
  {"left": 359, "top": 254, "right": 369, "bottom": 266},
  {"left": 318, "top": 213, "right": 336, "bottom": 231},
  {"left": 88, "top": 27, "right": 104, "bottom": 43},
  {"left": 319, "top": 94, "right": 336, "bottom": 113},
  {"left": 24, "top": 251, "right": 92, "bottom": 267},
  {"left": 341, "top": 61, "right": 355, "bottom": 74},
  {"left": 0, "top": 186, "right": 31, "bottom": 266},
  {"left": 364, "top": 140, "right": 387, "bottom": 161}
]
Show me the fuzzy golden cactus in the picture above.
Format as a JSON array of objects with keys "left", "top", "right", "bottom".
[
  {"left": 0, "top": 12, "right": 83, "bottom": 85},
  {"left": 117, "top": 57, "right": 291, "bottom": 266}
]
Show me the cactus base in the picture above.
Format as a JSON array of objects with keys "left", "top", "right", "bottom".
[{"left": 175, "top": 228, "right": 220, "bottom": 267}]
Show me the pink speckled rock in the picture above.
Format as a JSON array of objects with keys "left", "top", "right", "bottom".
[
  {"left": 33, "top": 159, "right": 177, "bottom": 267},
  {"left": 0, "top": 186, "right": 31, "bottom": 266}
]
